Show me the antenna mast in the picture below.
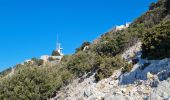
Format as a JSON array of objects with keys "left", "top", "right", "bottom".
[{"left": 56, "top": 33, "right": 64, "bottom": 56}]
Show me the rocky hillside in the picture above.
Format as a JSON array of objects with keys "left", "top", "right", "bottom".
[
  {"left": 53, "top": 41, "right": 170, "bottom": 100},
  {"left": 0, "top": 0, "right": 170, "bottom": 100}
]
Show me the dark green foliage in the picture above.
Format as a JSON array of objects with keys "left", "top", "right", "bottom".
[
  {"left": 67, "top": 51, "right": 101, "bottom": 77},
  {"left": 52, "top": 50, "right": 60, "bottom": 56},
  {"left": 92, "top": 32, "right": 126, "bottom": 57},
  {"left": 142, "top": 20, "right": 170, "bottom": 59},
  {"left": 91, "top": 27, "right": 142, "bottom": 57},
  {"left": 60, "top": 68, "right": 74, "bottom": 85},
  {"left": 95, "top": 56, "right": 131, "bottom": 81},
  {"left": 132, "top": 0, "right": 170, "bottom": 28},
  {"left": 134, "top": 8, "right": 167, "bottom": 28},
  {"left": 76, "top": 41, "right": 91, "bottom": 53},
  {"left": 121, "top": 63, "right": 133, "bottom": 74},
  {"left": 0, "top": 64, "right": 74, "bottom": 100}
]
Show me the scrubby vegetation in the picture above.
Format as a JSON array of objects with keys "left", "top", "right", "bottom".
[
  {"left": 67, "top": 51, "right": 100, "bottom": 77},
  {"left": 0, "top": 0, "right": 169, "bottom": 99},
  {"left": 76, "top": 41, "right": 91, "bottom": 53},
  {"left": 142, "top": 20, "right": 170, "bottom": 59},
  {"left": 0, "top": 63, "right": 74, "bottom": 99},
  {"left": 31, "top": 58, "right": 44, "bottom": 66},
  {"left": 95, "top": 56, "right": 132, "bottom": 81},
  {"left": 131, "top": 0, "right": 170, "bottom": 28}
]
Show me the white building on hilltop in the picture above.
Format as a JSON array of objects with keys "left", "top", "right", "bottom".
[
  {"left": 40, "top": 38, "right": 64, "bottom": 62},
  {"left": 115, "top": 23, "right": 130, "bottom": 31}
]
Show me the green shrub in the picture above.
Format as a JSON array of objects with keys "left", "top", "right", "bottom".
[
  {"left": 76, "top": 41, "right": 91, "bottom": 53},
  {"left": 95, "top": 56, "right": 130, "bottom": 81},
  {"left": 132, "top": 0, "right": 170, "bottom": 29},
  {"left": 121, "top": 63, "right": 133, "bottom": 73},
  {"left": 67, "top": 51, "right": 101, "bottom": 77},
  {"left": 92, "top": 32, "right": 126, "bottom": 57},
  {"left": 142, "top": 20, "right": 170, "bottom": 59},
  {"left": 60, "top": 68, "right": 74, "bottom": 85},
  {"left": 0, "top": 64, "right": 74, "bottom": 100}
]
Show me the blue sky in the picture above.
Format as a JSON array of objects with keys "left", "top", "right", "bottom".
[{"left": 0, "top": 0, "right": 157, "bottom": 71}]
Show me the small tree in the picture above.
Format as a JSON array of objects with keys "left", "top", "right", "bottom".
[{"left": 76, "top": 41, "right": 91, "bottom": 53}]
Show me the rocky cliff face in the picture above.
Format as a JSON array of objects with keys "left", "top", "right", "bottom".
[{"left": 51, "top": 42, "right": 170, "bottom": 100}]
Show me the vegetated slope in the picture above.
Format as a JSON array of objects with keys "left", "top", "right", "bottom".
[
  {"left": 0, "top": 0, "right": 170, "bottom": 99},
  {"left": 53, "top": 41, "right": 170, "bottom": 100}
]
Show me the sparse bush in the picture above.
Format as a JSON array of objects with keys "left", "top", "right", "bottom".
[{"left": 76, "top": 41, "right": 91, "bottom": 53}]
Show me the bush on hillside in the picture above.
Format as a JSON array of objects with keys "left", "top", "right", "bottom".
[
  {"left": 132, "top": 0, "right": 169, "bottom": 28},
  {"left": 142, "top": 20, "right": 170, "bottom": 59},
  {"left": 76, "top": 41, "right": 91, "bottom": 53},
  {"left": 61, "top": 55, "right": 71, "bottom": 63},
  {"left": 0, "top": 64, "right": 74, "bottom": 100},
  {"left": 67, "top": 51, "right": 101, "bottom": 77},
  {"left": 95, "top": 56, "right": 131, "bottom": 81},
  {"left": 121, "top": 63, "right": 133, "bottom": 73},
  {"left": 92, "top": 32, "right": 126, "bottom": 57}
]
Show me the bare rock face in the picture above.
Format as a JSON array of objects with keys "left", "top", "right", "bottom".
[{"left": 151, "top": 78, "right": 170, "bottom": 100}]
